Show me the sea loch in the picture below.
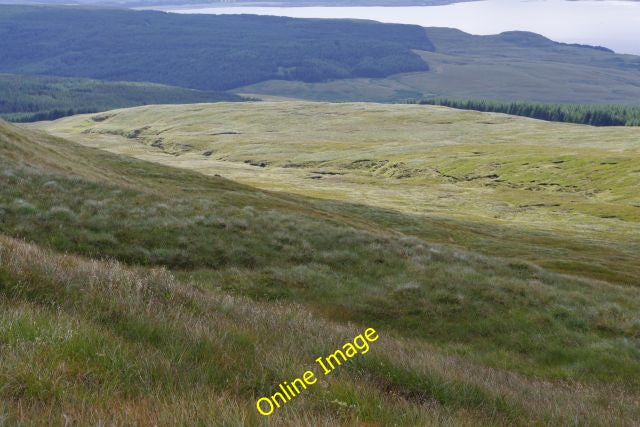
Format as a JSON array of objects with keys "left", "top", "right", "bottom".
[{"left": 158, "top": 0, "right": 640, "bottom": 55}]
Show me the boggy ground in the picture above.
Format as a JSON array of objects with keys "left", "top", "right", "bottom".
[
  {"left": 1, "top": 118, "right": 639, "bottom": 424},
  {"left": 42, "top": 102, "right": 640, "bottom": 285}
]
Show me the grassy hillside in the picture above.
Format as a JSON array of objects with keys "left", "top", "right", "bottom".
[
  {"left": 41, "top": 102, "right": 640, "bottom": 286},
  {"left": 239, "top": 29, "right": 640, "bottom": 104},
  {"left": 0, "top": 74, "right": 245, "bottom": 122},
  {"left": 0, "top": 6, "right": 432, "bottom": 91},
  {"left": 2, "top": 118, "right": 640, "bottom": 424}
]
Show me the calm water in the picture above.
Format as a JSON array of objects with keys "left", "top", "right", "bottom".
[{"left": 157, "top": 0, "right": 640, "bottom": 55}]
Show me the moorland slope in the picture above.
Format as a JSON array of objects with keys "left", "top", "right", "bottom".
[
  {"left": 2, "top": 117, "right": 640, "bottom": 424},
  {"left": 42, "top": 102, "right": 640, "bottom": 285}
]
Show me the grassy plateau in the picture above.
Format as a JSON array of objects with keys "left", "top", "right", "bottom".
[
  {"left": 0, "top": 99, "right": 638, "bottom": 425},
  {"left": 41, "top": 102, "right": 640, "bottom": 285}
]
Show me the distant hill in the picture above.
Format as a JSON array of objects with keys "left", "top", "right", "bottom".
[
  {"left": 0, "top": 74, "right": 245, "bottom": 122},
  {"left": 0, "top": 5, "right": 433, "bottom": 91},
  {"left": 488, "top": 31, "right": 613, "bottom": 52},
  {"left": 2, "top": 5, "right": 640, "bottom": 105},
  {"left": 240, "top": 28, "right": 640, "bottom": 104}
]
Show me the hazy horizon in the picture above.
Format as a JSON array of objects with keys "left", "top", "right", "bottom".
[{"left": 157, "top": 0, "right": 640, "bottom": 55}]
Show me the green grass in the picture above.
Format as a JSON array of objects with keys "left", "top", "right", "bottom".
[
  {"left": 40, "top": 102, "right": 640, "bottom": 285},
  {"left": 2, "top": 110, "right": 640, "bottom": 423},
  {"left": 7, "top": 235, "right": 635, "bottom": 425}
]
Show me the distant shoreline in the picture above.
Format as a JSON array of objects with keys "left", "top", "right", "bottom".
[
  {"left": 151, "top": 1, "right": 640, "bottom": 56},
  {"left": 134, "top": 0, "right": 479, "bottom": 10}
]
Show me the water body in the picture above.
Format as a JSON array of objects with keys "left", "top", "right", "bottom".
[{"left": 157, "top": 0, "right": 640, "bottom": 55}]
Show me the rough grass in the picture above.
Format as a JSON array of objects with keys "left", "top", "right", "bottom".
[
  {"left": 39, "top": 102, "right": 640, "bottom": 285},
  {"left": 2, "top": 235, "right": 639, "bottom": 425},
  {"left": 2, "top": 117, "right": 640, "bottom": 423}
]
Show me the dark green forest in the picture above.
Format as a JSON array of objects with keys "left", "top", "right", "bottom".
[
  {"left": 413, "top": 98, "right": 640, "bottom": 126},
  {"left": 0, "top": 6, "right": 433, "bottom": 91},
  {"left": 0, "top": 74, "right": 245, "bottom": 122}
]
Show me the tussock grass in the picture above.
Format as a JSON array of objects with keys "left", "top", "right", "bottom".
[
  {"left": 1, "top": 118, "right": 639, "bottom": 423},
  {"left": 3, "top": 156, "right": 639, "bottom": 388},
  {"left": 1, "top": 235, "right": 639, "bottom": 425},
  {"left": 40, "top": 102, "right": 640, "bottom": 284}
]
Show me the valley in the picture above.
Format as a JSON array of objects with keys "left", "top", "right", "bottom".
[
  {"left": 40, "top": 102, "right": 640, "bottom": 285},
  {"left": 2, "top": 116, "right": 640, "bottom": 424},
  {"left": 1, "top": 3, "right": 639, "bottom": 424}
]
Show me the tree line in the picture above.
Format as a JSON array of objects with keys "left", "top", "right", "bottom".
[
  {"left": 8, "top": 109, "right": 98, "bottom": 123},
  {"left": 411, "top": 98, "right": 640, "bottom": 126},
  {"left": 0, "top": 74, "right": 246, "bottom": 122}
]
